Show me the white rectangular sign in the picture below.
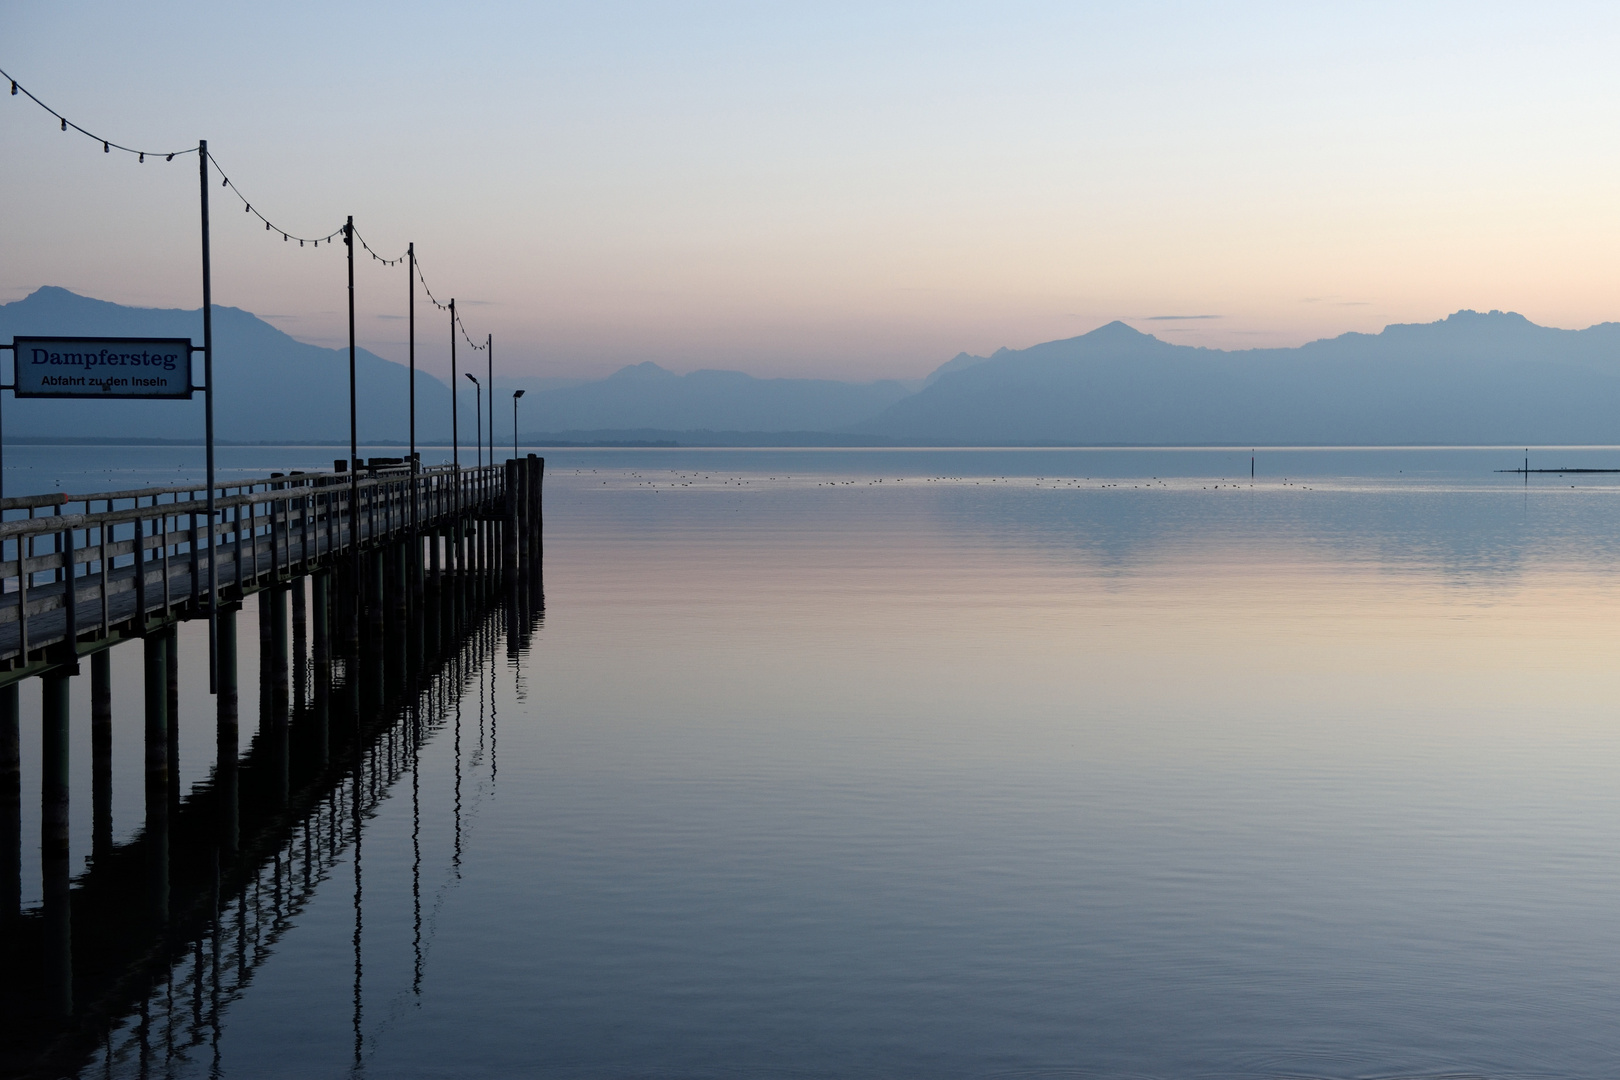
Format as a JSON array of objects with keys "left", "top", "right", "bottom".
[{"left": 12, "top": 336, "right": 194, "bottom": 399}]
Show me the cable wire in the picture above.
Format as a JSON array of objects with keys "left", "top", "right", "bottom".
[
  {"left": 6, "top": 62, "right": 493, "bottom": 349},
  {"left": 1, "top": 65, "right": 198, "bottom": 161},
  {"left": 412, "top": 255, "right": 488, "bottom": 350}
]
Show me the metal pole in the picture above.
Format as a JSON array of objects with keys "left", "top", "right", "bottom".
[
  {"left": 450, "top": 299, "right": 458, "bottom": 472},
  {"left": 200, "top": 140, "right": 218, "bottom": 693},
  {"left": 346, "top": 216, "right": 357, "bottom": 475},
  {"left": 408, "top": 242, "right": 417, "bottom": 527},
  {"left": 487, "top": 335, "right": 493, "bottom": 467},
  {"left": 512, "top": 390, "right": 524, "bottom": 460},
  {"left": 0, "top": 347, "right": 7, "bottom": 507},
  {"left": 346, "top": 217, "right": 360, "bottom": 613},
  {"left": 408, "top": 243, "right": 421, "bottom": 616}
]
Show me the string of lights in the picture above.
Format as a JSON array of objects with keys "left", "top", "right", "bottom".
[
  {"left": 5, "top": 63, "right": 494, "bottom": 351},
  {"left": 351, "top": 226, "right": 407, "bottom": 267},
  {"left": 456, "top": 314, "right": 489, "bottom": 352},
  {"left": 207, "top": 152, "right": 345, "bottom": 247},
  {"left": 414, "top": 259, "right": 450, "bottom": 311},
  {"left": 356, "top": 229, "right": 489, "bottom": 349},
  {"left": 1, "top": 65, "right": 197, "bottom": 161}
]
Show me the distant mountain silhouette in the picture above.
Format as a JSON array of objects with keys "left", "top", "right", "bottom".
[
  {"left": 522, "top": 360, "right": 913, "bottom": 432},
  {"left": 0, "top": 288, "right": 470, "bottom": 446},
  {"left": 925, "top": 351, "right": 992, "bottom": 385},
  {"left": 858, "top": 311, "right": 1620, "bottom": 445},
  {"left": 8, "top": 290, "right": 1620, "bottom": 446}
]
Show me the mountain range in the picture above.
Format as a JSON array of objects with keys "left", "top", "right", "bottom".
[{"left": 4, "top": 288, "right": 1620, "bottom": 446}]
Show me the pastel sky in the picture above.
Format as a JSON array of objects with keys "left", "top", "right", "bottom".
[{"left": 3, "top": 1, "right": 1620, "bottom": 382}]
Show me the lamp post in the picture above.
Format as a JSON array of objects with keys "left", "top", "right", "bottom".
[
  {"left": 465, "top": 374, "right": 481, "bottom": 470},
  {"left": 512, "top": 390, "right": 525, "bottom": 460}
]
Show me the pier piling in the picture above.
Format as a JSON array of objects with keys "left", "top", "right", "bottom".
[
  {"left": 92, "top": 649, "right": 111, "bottom": 861},
  {"left": 216, "top": 605, "right": 238, "bottom": 853},
  {"left": 42, "top": 668, "right": 72, "bottom": 1016},
  {"left": 144, "top": 632, "right": 169, "bottom": 923},
  {"left": 0, "top": 457, "right": 545, "bottom": 1073},
  {"left": 0, "top": 684, "right": 17, "bottom": 931}
]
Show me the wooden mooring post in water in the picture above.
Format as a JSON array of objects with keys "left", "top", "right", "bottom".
[{"left": 0, "top": 454, "right": 542, "bottom": 1032}]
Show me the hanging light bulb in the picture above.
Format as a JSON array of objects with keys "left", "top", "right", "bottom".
[
  {"left": 244, "top": 203, "right": 250, "bottom": 213},
  {"left": 60, "top": 118, "right": 65, "bottom": 131},
  {"left": 265, "top": 221, "right": 270, "bottom": 231},
  {"left": 300, "top": 240, "right": 304, "bottom": 247},
  {"left": 102, "top": 141, "right": 108, "bottom": 153},
  {"left": 138, "top": 153, "right": 144, "bottom": 163},
  {"left": 165, "top": 153, "right": 173, "bottom": 162},
  {"left": 221, "top": 175, "right": 227, "bottom": 187},
  {"left": 9, "top": 81, "right": 15, "bottom": 95}
]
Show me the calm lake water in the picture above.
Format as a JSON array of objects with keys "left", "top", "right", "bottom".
[{"left": 13, "top": 444, "right": 1620, "bottom": 1078}]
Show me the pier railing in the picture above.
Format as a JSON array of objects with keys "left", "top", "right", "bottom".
[{"left": 0, "top": 460, "right": 527, "bottom": 667}]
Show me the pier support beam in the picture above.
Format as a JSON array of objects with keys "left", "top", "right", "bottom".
[
  {"left": 0, "top": 684, "right": 18, "bottom": 932},
  {"left": 313, "top": 570, "right": 331, "bottom": 679},
  {"left": 267, "top": 588, "right": 289, "bottom": 806},
  {"left": 271, "top": 585, "right": 290, "bottom": 712},
  {"left": 528, "top": 455, "right": 544, "bottom": 570},
  {"left": 368, "top": 549, "right": 387, "bottom": 645},
  {"left": 166, "top": 625, "right": 180, "bottom": 814},
  {"left": 312, "top": 571, "right": 331, "bottom": 768},
  {"left": 216, "top": 606, "right": 238, "bottom": 854},
  {"left": 504, "top": 459, "right": 520, "bottom": 584},
  {"left": 144, "top": 634, "right": 169, "bottom": 923},
  {"left": 291, "top": 576, "right": 307, "bottom": 710},
  {"left": 390, "top": 541, "right": 409, "bottom": 626},
  {"left": 92, "top": 650, "right": 112, "bottom": 862},
  {"left": 42, "top": 668, "right": 72, "bottom": 1016}
]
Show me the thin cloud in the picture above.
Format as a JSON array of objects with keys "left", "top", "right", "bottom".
[{"left": 1144, "top": 314, "right": 1221, "bottom": 321}]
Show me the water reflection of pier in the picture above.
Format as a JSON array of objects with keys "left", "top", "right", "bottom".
[{"left": 0, "top": 461, "right": 544, "bottom": 1080}]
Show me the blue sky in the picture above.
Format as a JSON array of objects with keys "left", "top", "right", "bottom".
[{"left": 3, "top": 2, "right": 1619, "bottom": 381}]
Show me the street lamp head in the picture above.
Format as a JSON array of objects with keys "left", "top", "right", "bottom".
[
  {"left": 465, "top": 373, "right": 479, "bottom": 386},
  {"left": 513, "top": 389, "right": 526, "bottom": 399}
]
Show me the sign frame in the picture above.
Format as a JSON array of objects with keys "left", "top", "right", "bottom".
[{"left": 11, "top": 335, "right": 196, "bottom": 399}]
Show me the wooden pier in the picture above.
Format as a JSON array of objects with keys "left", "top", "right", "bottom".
[
  {"left": 0, "top": 455, "right": 544, "bottom": 675},
  {"left": 0, "top": 456, "right": 544, "bottom": 1077}
]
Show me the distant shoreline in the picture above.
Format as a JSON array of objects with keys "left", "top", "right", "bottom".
[{"left": 8, "top": 437, "right": 1620, "bottom": 452}]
